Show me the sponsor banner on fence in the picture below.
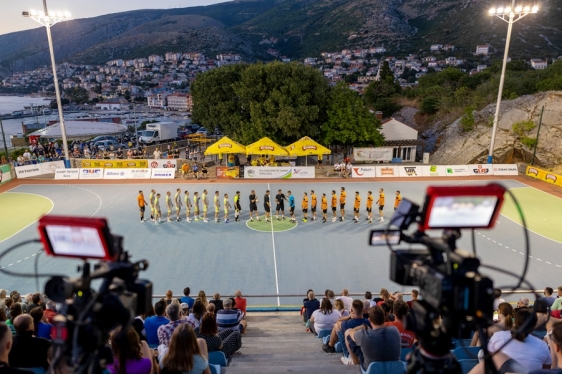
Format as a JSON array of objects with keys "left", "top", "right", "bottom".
[
  {"left": 216, "top": 166, "right": 240, "bottom": 179},
  {"left": 128, "top": 168, "right": 152, "bottom": 179},
  {"left": 469, "top": 164, "right": 494, "bottom": 176},
  {"left": 15, "top": 164, "right": 43, "bottom": 179},
  {"left": 399, "top": 165, "right": 422, "bottom": 177},
  {"left": 351, "top": 166, "right": 377, "bottom": 178},
  {"left": 79, "top": 168, "right": 103, "bottom": 180},
  {"left": 104, "top": 169, "right": 128, "bottom": 180},
  {"left": 422, "top": 165, "right": 447, "bottom": 177},
  {"left": 0, "top": 164, "right": 12, "bottom": 184},
  {"left": 80, "top": 159, "right": 148, "bottom": 168},
  {"left": 290, "top": 167, "right": 315, "bottom": 178},
  {"left": 376, "top": 165, "right": 400, "bottom": 178},
  {"left": 492, "top": 164, "right": 518, "bottom": 176},
  {"left": 39, "top": 160, "right": 65, "bottom": 174},
  {"left": 55, "top": 169, "right": 80, "bottom": 180},
  {"left": 244, "top": 167, "right": 292, "bottom": 179},
  {"left": 526, "top": 166, "right": 562, "bottom": 187},
  {"left": 353, "top": 147, "right": 393, "bottom": 162},
  {"left": 444, "top": 165, "right": 470, "bottom": 176},
  {"left": 149, "top": 159, "right": 177, "bottom": 169},
  {"left": 151, "top": 168, "right": 175, "bottom": 179}
]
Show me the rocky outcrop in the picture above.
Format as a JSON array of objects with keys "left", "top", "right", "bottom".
[{"left": 430, "top": 91, "right": 562, "bottom": 168}]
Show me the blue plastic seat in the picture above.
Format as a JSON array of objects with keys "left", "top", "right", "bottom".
[
  {"left": 453, "top": 346, "right": 480, "bottom": 360},
  {"left": 400, "top": 348, "right": 412, "bottom": 361},
  {"left": 317, "top": 329, "right": 331, "bottom": 339},
  {"left": 21, "top": 368, "right": 45, "bottom": 374},
  {"left": 208, "top": 351, "right": 228, "bottom": 367},
  {"left": 454, "top": 339, "right": 473, "bottom": 349},
  {"left": 533, "top": 330, "right": 547, "bottom": 339},
  {"left": 209, "top": 364, "right": 221, "bottom": 374},
  {"left": 148, "top": 342, "right": 158, "bottom": 349},
  {"left": 458, "top": 359, "right": 478, "bottom": 374},
  {"left": 361, "top": 360, "right": 405, "bottom": 374}
]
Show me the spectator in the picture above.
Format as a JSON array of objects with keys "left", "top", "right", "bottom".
[
  {"left": 407, "top": 289, "right": 419, "bottom": 309},
  {"left": 158, "top": 324, "right": 211, "bottom": 374},
  {"left": 0, "top": 310, "right": 6, "bottom": 323},
  {"left": 197, "top": 291, "right": 208, "bottom": 308},
  {"left": 180, "top": 287, "right": 195, "bottom": 310},
  {"left": 9, "top": 315, "right": 50, "bottom": 369},
  {"left": 303, "top": 291, "right": 320, "bottom": 323},
  {"left": 471, "top": 302, "right": 514, "bottom": 347},
  {"left": 337, "top": 289, "right": 353, "bottom": 311},
  {"left": 542, "top": 287, "right": 557, "bottom": 308},
  {"left": 107, "top": 326, "right": 153, "bottom": 374},
  {"left": 334, "top": 299, "right": 350, "bottom": 318},
  {"left": 16, "top": 155, "right": 24, "bottom": 167},
  {"left": 377, "top": 288, "right": 391, "bottom": 306},
  {"left": 188, "top": 301, "right": 206, "bottom": 330},
  {"left": 343, "top": 305, "right": 401, "bottom": 367},
  {"left": 216, "top": 298, "right": 247, "bottom": 334},
  {"left": 164, "top": 290, "right": 174, "bottom": 306},
  {"left": 325, "top": 289, "right": 336, "bottom": 305},
  {"left": 197, "top": 313, "right": 241, "bottom": 358},
  {"left": 209, "top": 293, "right": 223, "bottom": 314},
  {"left": 552, "top": 287, "right": 562, "bottom": 311},
  {"left": 488, "top": 308, "right": 551, "bottom": 371},
  {"left": 206, "top": 304, "right": 215, "bottom": 315},
  {"left": 26, "top": 293, "right": 42, "bottom": 313},
  {"left": 158, "top": 303, "right": 194, "bottom": 347},
  {"left": 4, "top": 299, "right": 13, "bottom": 322},
  {"left": 132, "top": 304, "right": 155, "bottom": 342},
  {"left": 310, "top": 299, "right": 341, "bottom": 335},
  {"left": 0, "top": 322, "right": 31, "bottom": 373},
  {"left": 153, "top": 147, "right": 162, "bottom": 159},
  {"left": 22, "top": 151, "right": 31, "bottom": 164},
  {"left": 536, "top": 300, "right": 561, "bottom": 334},
  {"left": 530, "top": 321, "right": 562, "bottom": 374},
  {"left": 6, "top": 304, "right": 22, "bottom": 335},
  {"left": 10, "top": 296, "right": 24, "bottom": 314},
  {"left": 144, "top": 301, "right": 169, "bottom": 346},
  {"left": 0, "top": 291, "right": 8, "bottom": 310},
  {"left": 383, "top": 300, "right": 415, "bottom": 348},
  {"left": 234, "top": 290, "right": 247, "bottom": 317},
  {"left": 322, "top": 300, "right": 369, "bottom": 357},
  {"left": 493, "top": 288, "right": 506, "bottom": 311},
  {"left": 391, "top": 292, "right": 404, "bottom": 302},
  {"left": 29, "top": 307, "right": 51, "bottom": 340},
  {"left": 365, "top": 292, "right": 376, "bottom": 308},
  {"left": 180, "top": 303, "right": 190, "bottom": 317},
  {"left": 43, "top": 301, "right": 57, "bottom": 324},
  {"left": 381, "top": 300, "right": 395, "bottom": 322}
]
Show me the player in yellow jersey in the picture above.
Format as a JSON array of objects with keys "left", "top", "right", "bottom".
[
  {"left": 193, "top": 192, "right": 200, "bottom": 221},
  {"left": 353, "top": 191, "right": 361, "bottom": 223},
  {"left": 174, "top": 188, "right": 182, "bottom": 222},
  {"left": 339, "top": 187, "right": 347, "bottom": 221},
  {"left": 214, "top": 191, "right": 220, "bottom": 223},
  {"left": 310, "top": 190, "right": 317, "bottom": 221},
  {"left": 154, "top": 193, "right": 162, "bottom": 225},
  {"left": 165, "top": 191, "right": 173, "bottom": 222},
  {"left": 376, "top": 188, "right": 385, "bottom": 222},
  {"left": 184, "top": 191, "right": 192, "bottom": 222},
  {"left": 394, "top": 190, "right": 402, "bottom": 211},
  {"left": 234, "top": 191, "right": 241, "bottom": 222},
  {"left": 202, "top": 189, "right": 209, "bottom": 223},
  {"left": 366, "top": 191, "right": 374, "bottom": 223},
  {"left": 224, "top": 193, "right": 232, "bottom": 223},
  {"left": 321, "top": 193, "right": 328, "bottom": 223},
  {"left": 137, "top": 191, "right": 147, "bottom": 223},
  {"left": 302, "top": 192, "right": 309, "bottom": 222},
  {"left": 331, "top": 190, "right": 337, "bottom": 222},
  {"left": 149, "top": 189, "right": 156, "bottom": 222}
]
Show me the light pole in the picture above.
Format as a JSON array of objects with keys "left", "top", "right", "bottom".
[
  {"left": 23, "top": 1, "right": 72, "bottom": 168},
  {"left": 486, "top": 2, "right": 538, "bottom": 164}
]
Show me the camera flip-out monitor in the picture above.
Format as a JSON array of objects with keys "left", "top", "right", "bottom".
[
  {"left": 38, "top": 216, "right": 117, "bottom": 261},
  {"left": 389, "top": 198, "right": 420, "bottom": 230},
  {"left": 370, "top": 230, "right": 401, "bottom": 246},
  {"left": 420, "top": 184, "right": 505, "bottom": 230}
]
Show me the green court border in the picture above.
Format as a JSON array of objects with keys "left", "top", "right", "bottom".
[{"left": 0, "top": 192, "right": 54, "bottom": 242}]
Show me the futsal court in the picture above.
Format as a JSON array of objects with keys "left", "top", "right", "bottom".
[{"left": 1, "top": 178, "right": 561, "bottom": 307}]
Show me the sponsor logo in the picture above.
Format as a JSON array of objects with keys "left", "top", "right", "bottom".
[
  {"left": 527, "top": 167, "right": 539, "bottom": 176},
  {"left": 302, "top": 145, "right": 317, "bottom": 150},
  {"left": 151, "top": 161, "right": 158, "bottom": 168},
  {"left": 82, "top": 169, "right": 100, "bottom": 174},
  {"left": 247, "top": 169, "right": 255, "bottom": 177},
  {"left": 82, "top": 162, "right": 92, "bottom": 167},
  {"left": 17, "top": 168, "right": 40, "bottom": 174},
  {"left": 473, "top": 165, "right": 490, "bottom": 174},
  {"left": 289, "top": 145, "right": 296, "bottom": 150},
  {"left": 446, "top": 168, "right": 453, "bottom": 174},
  {"left": 380, "top": 167, "right": 395, "bottom": 176},
  {"left": 353, "top": 167, "right": 375, "bottom": 176},
  {"left": 430, "top": 166, "right": 438, "bottom": 172},
  {"left": 104, "top": 163, "right": 116, "bottom": 168},
  {"left": 218, "top": 143, "right": 232, "bottom": 148},
  {"left": 403, "top": 167, "right": 417, "bottom": 176},
  {"left": 162, "top": 161, "right": 175, "bottom": 168},
  {"left": 127, "top": 162, "right": 137, "bottom": 167},
  {"left": 259, "top": 145, "right": 274, "bottom": 151},
  {"left": 546, "top": 173, "right": 558, "bottom": 183},
  {"left": 154, "top": 172, "right": 173, "bottom": 177}
]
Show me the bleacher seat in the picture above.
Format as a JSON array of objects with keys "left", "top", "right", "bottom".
[
  {"left": 361, "top": 360, "right": 405, "bottom": 374},
  {"left": 148, "top": 342, "right": 158, "bottom": 349},
  {"left": 533, "top": 331, "right": 547, "bottom": 339},
  {"left": 208, "top": 351, "right": 228, "bottom": 367},
  {"left": 321, "top": 336, "right": 343, "bottom": 353},
  {"left": 453, "top": 339, "right": 473, "bottom": 349},
  {"left": 458, "top": 359, "right": 478, "bottom": 374},
  {"left": 21, "top": 368, "right": 45, "bottom": 374},
  {"left": 209, "top": 364, "right": 221, "bottom": 374},
  {"left": 400, "top": 348, "right": 412, "bottom": 361},
  {"left": 453, "top": 346, "right": 480, "bottom": 360},
  {"left": 317, "top": 329, "right": 331, "bottom": 340}
]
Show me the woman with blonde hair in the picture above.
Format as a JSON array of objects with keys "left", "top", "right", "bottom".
[
  {"left": 197, "top": 291, "right": 208, "bottom": 308},
  {"left": 377, "top": 288, "right": 391, "bottom": 306},
  {"left": 334, "top": 299, "right": 349, "bottom": 317},
  {"left": 159, "top": 324, "right": 211, "bottom": 374}
]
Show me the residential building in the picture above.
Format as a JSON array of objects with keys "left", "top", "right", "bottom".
[
  {"left": 166, "top": 93, "right": 193, "bottom": 111},
  {"left": 530, "top": 59, "right": 548, "bottom": 70},
  {"left": 430, "top": 44, "right": 443, "bottom": 52},
  {"left": 147, "top": 93, "right": 170, "bottom": 108},
  {"left": 475, "top": 45, "right": 490, "bottom": 55},
  {"left": 148, "top": 55, "right": 162, "bottom": 64}
]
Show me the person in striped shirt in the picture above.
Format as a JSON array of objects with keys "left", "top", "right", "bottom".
[
  {"left": 224, "top": 193, "right": 231, "bottom": 223},
  {"left": 216, "top": 298, "right": 246, "bottom": 334},
  {"left": 184, "top": 191, "right": 192, "bottom": 222},
  {"left": 166, "top": 191, "right": 173, "bottom": 222},
  {"left": 214, "top": 191, "right": 220, "bottom": 223},
  {"left": 234, "top": 191, "right": 241, "bottom": 222},
  {"left": 174, "top": 188, "right": 182, "bottom": 222}
]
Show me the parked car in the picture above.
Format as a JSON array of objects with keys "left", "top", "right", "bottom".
[
  {"left": 196, "top": 127, "right": 208, "bottom": 136},
  {"left": 95, "top": 139, "right": 124, "bottom": 151},
  {"left": 90, "top": 135, "right": 118, "bottom": 143}
]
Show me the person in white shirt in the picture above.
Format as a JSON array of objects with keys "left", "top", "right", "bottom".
[
  {"left": 153, "top": 147, "right": 162, "bottom": 159},
  {"left": 310, "top": 299, "right": 341, "bottom": 335},
  {"left": 493, "top": 288, "right": 505, "bottom": 311},
  {"left": 337, "top": 289, "right": 354, "bottom": 311},
  {"left": 22, "top": 151, "right": 31, "bottom": 163}
]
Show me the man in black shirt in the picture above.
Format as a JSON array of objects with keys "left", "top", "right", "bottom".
[
  {"left": 0, "top": 322, "right": 30, "bottom": 374},
  {"left": 263, "top": 190, "right": 271, "bottom": 223},
  {"left": 249, "top": 190, "right": 259, "bottom": 222},
  {"left": 275, "top": 189, "right": 287, "bottom": 221},
  {"left": 8, "top": 315, "right": 50, "bottom": 369},
  {"left": 116, "top": 148, "right": 124, "bottom": 159},
  {"left": 25, "top": 293, "right": 42, "bottom": 314}
]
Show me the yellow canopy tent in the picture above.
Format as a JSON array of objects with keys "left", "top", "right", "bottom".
[
  {"left": 204, "top": 136, "right": 246, "bottom": 155},
  {"left": 285, "top": 136, "right": 331, "bottom": 166},
  {"left": 245, "top": 137, "right": 289, "bottom": 156}
]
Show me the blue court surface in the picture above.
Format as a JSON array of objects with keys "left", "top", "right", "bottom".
[{"left": 0, "top": 179, "right": 560, "bottom": 306}]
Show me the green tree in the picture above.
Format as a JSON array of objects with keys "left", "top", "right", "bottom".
[
  {"left": 363, "top": 79, "right": 401, "bottom": 117},
  {"left": 124, "top": 90, "right": 131, "bottom": 102},
  {"left": 420, "top": 97, "right": 440, "bottom": 115},
  {"left": 64, "top": 87, "right": 89, "bottom": 104},
  {"left": 379, "top": 61, "right": 394, "bottom": 83},
  {"left": 459, "top": 105, "right": 476, "bottom": 132}
]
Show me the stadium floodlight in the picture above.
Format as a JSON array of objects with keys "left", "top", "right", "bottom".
[
  {"left": 486, "top": 1, "right": 538, "bottom": 164},
  {"left": 22, "top": 0, "right": 72, "bottom": 168}
]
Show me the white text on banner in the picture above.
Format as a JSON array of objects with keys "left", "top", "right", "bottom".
[
  {"left": 128, "top": 169, "right": 152, "bottom": 179},
  {"left": 79, "top": 168, "right": 104, "bottom": 180},
  {"left": 398, "top": 165, "right": 422, "bottom": 177},
  {"left": 14, "top": 164, "right": 43, "bottom": 178},
  {"left": 104, "top": 169, "right": 128, "bottom": 179},
  {"left": 244, "top": 167, "right": 292, "bottom": 179},
  {"left": 351, "top": 166, "right": 377, "bottom": 178},
  {"left": 376, "top": 165, "right": 400, "bottom": 177},
  {"left": 492, "top": 164, "right": 518, "bottom": 176},
  {"left": 151, "top": 168, "right": 175, "bottom": 179},
  {"left": 55, "top": 169, "right": 80, "bottom": 180},
  {"left": 469, "top": 164, "right": 494, "bottom": 176}
]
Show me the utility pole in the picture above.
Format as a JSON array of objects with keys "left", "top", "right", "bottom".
[{"left": 531, "top": 106, "right": 544, "bottom": 166}]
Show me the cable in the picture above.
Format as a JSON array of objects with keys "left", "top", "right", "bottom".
[
  {"left": 0, "top": 239, "right": 61, "bottom": 279},
  {"left": 471, "top": 229, "right": 477, "bottom": 255},
  {"left": 34, "top": 251, "right": 41, "bottom": 293}
]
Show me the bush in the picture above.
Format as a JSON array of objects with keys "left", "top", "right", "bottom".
[
  {"left": 521, "top": 136, "right": 537, "bottom": 149},
  {"left": 420, "top": 97, "right": 440, "bottom": 115},
  {"left": 512, "top": 120, "right": 536, "bottom": 136},
  {"left": 459, "top": 105, "right": 476, "bottom": 132}
]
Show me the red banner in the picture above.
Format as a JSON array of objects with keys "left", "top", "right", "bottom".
[{"left": 216, "top": 166, "right": 239, "bottom": 179}]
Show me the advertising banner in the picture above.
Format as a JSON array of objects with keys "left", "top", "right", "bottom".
[
  {"left": 444, "top": 165, "right": 470, "bottom": 177},
  {"left": 353, "top": 147, "right": 393, "bottom": 162},
  {"left": 80, "top": 159, "right": 148, "bottom": 168},
  {"left": 39, "top": 160, "right": 65, "bottom": 174},
  {"left": 54, "top": 169, "right": 80, "bottom": 180},
  {"left": 216, "top": 166, "right": 240, "bottom": 179},
  {"left": 244, "top": 167, "right": 292, "bottom": 179},
  {"left": 149, "top": 159, "right": 177, "bottom": 169},
  {"left": 398, "top": 165, "right": 422, "bottom": 177},
  {"left": 128, "top": 168, "right": 152, "bottom": 179},
  {"left": 104, "top": 169, "right": 128, "bottom": 180},
  {"left": 492, "top": 164, "right": 518, "bottom": 176},
  {"left": 421, "top": 165, "right": 447, "bottom": 177},
  {"left": 290, "top": 167, "right": 315, "bottom": 179},
  {"left": 78, "top": 168, "right": 104, "bottom": 180},
  {"left": 351, "top": 166, "right": 377, "bottom": 178},
  {"left": 14, "top": 164, "right": 43, "bottom": 179},
  {"left": 151, "top": 168, "right": 175, "bottom": 179},
  {"left": 0, "top": 164, "right": 12, "bottom": 184},
  {"left": 469, "top": 164, "right": 494, "bottom": 176},
  {"left": 526, "top": 166, "right": 562, "bottom": 187},
  {"left": 376, "top": 165, "right": 400, "bottom": 178}
]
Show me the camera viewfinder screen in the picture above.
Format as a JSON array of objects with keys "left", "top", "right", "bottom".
[
  {"left": 45, "top": 225, "right": 107, "bottom": 258},
  {"left": 427, "top": 196, "right": 498, "bottom": 228},
  {"left": 370, "top": 230, "right": 401, "bottom": 246}
]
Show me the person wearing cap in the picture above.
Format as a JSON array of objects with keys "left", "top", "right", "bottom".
[
  {"left": 216, "top": 299, "right": 246, "bottom": 334},
  {"left": 180, "top": 303, "right": 189, "bottom": 316}
]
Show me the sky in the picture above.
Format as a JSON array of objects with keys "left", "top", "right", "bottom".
[{"left": 0, "top": 0, "right": 228, "bottom": 35}]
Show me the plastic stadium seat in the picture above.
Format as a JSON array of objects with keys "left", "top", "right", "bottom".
[
  {"left": 208, "top": 351, "right": 228, "bottom": 367},
  {"left": 209, "top": 364, "right": 221, "bottom": 374},
  {"left": 453, "top": 346, "right": 480, "bottom": 360},
  {"left": 400, "top": 348, "right": 412, "bottom": 361},
  {"left": 317, "top": 329, "right": 331, "bottom": 339},
  {"left": 458, "top": 359, "right": 478, "bottom": 374},
  {"left": 21, "top": 369, "right": 45, "bottom": 374},
  {"left": 334, "top": 341, "right": 343, "bottom": 353},
  {"left": 148, "top": 343, "right": 158, "bottom": 349},
  {"left": 533, "top": 330, "right": 547, "bottom": 339},
  {"left": 322, "top": 336, "right": 330, "bottom": 345},
  {"left": 454, "top": 339, "right": 473, "bottom": 349},
  {"left": 361, "top": 361, "right": 405, "bottom": 374}
]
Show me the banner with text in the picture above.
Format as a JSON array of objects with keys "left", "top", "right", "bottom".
[
  {"left": 14, "top": 164, "right": 43, "bottom": 179},
  {"left": 375, "top": 165, "right": 400, "bottom": 178},
  {"left": 421, "top": 165, "right": 447, "bottom": 177},
  {"left": 353, "top": 147, "right": 393, "bottom": 162},
  {"left": 149, "top": 159, "right": 177, "bottom": 169},
  {"left": 351, "top": 166, "right": 377, "bottom": 178},
  {"left": 492, "top": 164, "right": 518, "bottom": 176},
  {"left": 444, "top": 165, "right": 470, "bottom": 177},
  {"left": 290, "top": 167, "right": 315, "bottom": 178},
  {"left": 151, "top": 168, "right": 175, "bottom": 179},
  {"left": 80, "top": 159, "right": 148, "bottom": 168},
  {"left": 216, "top": 166, "right": 240, "bottom": 179},
  {"left": 469, "top": 164, "right": 494, "bottom": 176},
  {"left": 526, "top": 166, "right": 562, "bottom": 187},
  {"left": 0, "top": 164, "right": 12, "bottom": 184},
  {"left": 128, "top": 169, "right": 152, "bottom": 179},
  {"left": 398, "top": 165, "right": 422, "bottom": 177},
  {"left": 104, "top": 169, "right": 129, "bottom": 179},
  {"left": 40, "top": 160, "right": 65, "bottom": 174},
  {"left": 55, "top": 169, "right": 80, "bottom": 180},
  {"left": 78, "top": 168, "right": 104, "bottom": 180}
]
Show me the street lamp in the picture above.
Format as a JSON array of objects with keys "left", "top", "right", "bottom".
[
  {"left": 23, "top": 1, "right": 72, "bottom": 168},
  {"left": 486, "top": 1, "right": 538, "bottom": 164}
]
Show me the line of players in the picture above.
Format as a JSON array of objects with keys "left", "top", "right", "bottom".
[{"left": 136, "top": 187, "right": 402, "bottom": 225}]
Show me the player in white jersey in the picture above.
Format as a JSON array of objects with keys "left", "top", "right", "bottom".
[
  {"left": 214, "top": 191, "right": 220, "bottom": 223},
  {"left": 184, "top": 191, "right": 192, "bottom": 222},
  {"left": 149, "top": 189, "right": 156, "bottom": 221},
  {"left": 224, "top": 193, "right": 232, "bottom": 223},
  {"left": 202, "top": 189, "right": 209, "bottom": 223},
  {"left": 193, "top": 192, "right": 200, "bottom": 221},
  {"left": 174, "top": 188, "right": 182, "bottom": 222},
  {"left": 154, "top": 193, "right": 162, "bottom": 224},
  {"left": 165, "top": 191, "right": 173, "bottom": 222}
]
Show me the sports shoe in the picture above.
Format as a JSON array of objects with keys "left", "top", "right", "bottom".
[
  {"left": 276, "top": 217, "right": 279, "bottom": 221},
  {"left": 322, "top": 219, "right": 326, "bottom": 223},
  {"left": 141, "top": 220, "right": 145, "bottom": 223},
  {"left": 340, "top": 356, "right": 355, "bottom": 365},
  {"left": 225, "top": 219, "right": 229, "bottom": 223},
  {"left": 332, "top": 218, "right": 336, "bottom": 222},
  {"left": 322, "top": 344, "right": 335, "bottom": 353},
  {"left": 167, "top": 219, "right": 172, "bottom": 222},
  {"left": 203, "top": 219, "right": 208, "bottom": 223},
  {"left": 342, "top": 217, "right": 345, "bottom": 221},
  {"left": 365, "top": 218, "right": 369, "bottom": 220},
  {"left": 369, "top": 219, "right": 373, "bottom": 223},
  {"left": 282, "top": 216, "right": 286, "bottom": 220},
  {"left": 250, "top": 219, "right": 253, "bottom": 222},
  {"left": 380, "top": 218, "right": 385, "bottom": 222},
  {"left": 266, "top": 220, "right": 270, "bottom": 223},
  {"left": 195, "top": 218, "right": 199, "bottom": 222}
]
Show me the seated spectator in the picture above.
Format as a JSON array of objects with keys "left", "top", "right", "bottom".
[
  {"left": 365, "top": 292, "right": 376, "bottom": 308},
  {"left": 180, "top": 303, "right": 190, "bottom": 317},
  {"left": 209, "top": 293, "right": 223, "bottom": 314},
  {"left": 108, "top": 326, "right": 153, "bottom": 374},
  {"left": 132, "top": 304, "right": 155, "bottom": 342},
  {"left": 493, "top": 288, "right": 506, "bottom": 311},
  {"left": 158, "top": 303, "right": 195, "bottom": 347},
  {"left": 26, "top": 293, "right": 42, "bottom": 314},
  {"left": 343, "top": 306, "right": 401, "bottom": 367},
  {"left": 206, "top": 304, "right": 215, "bottom": 314},
  {"left": 377, "top": 288, "right": 391, "bottom": 306},
  {"left": 516, "top": 297, "right": 530, "bottom": 311},
  {"left": 197, "top": 291, "right": 208, "bottom": 308},
  {"left": 43, "top": 301, "right": 57, "bottom": 324},
  {"left": 537, "top": 300, "right": 561, "bottom": 334},
  {"left": 144, "top": 301, "right": 169, "bottom": 346},
  {"left": 380, "top": 300, "right": 395, "bottom": 322},
  {"left": 9, "top": 315, "right": 50, "bottom": 369},
  {"left": 471, "top": 302, "right": 514, "bottom": 347},
  {"left": 488, "top": 308, "right": 551, "bottom": 371},
  {"left": 29, "top": 307, "right": 51, "bottom": 340},
  {"left": 542, "top": 287, "right": 557, "bottom": 308},
  {"left": 188, "top": 301, "right": 206, "bottom": 330},
  {"left": 322, "top": 300, "right": 369, "bottom": 357},
  {"left": 407, "top": 289, "right": 418, "bottom": 309},
  {"left": 10, "top": 295, "right": 24, "bottom": 314},
  {"left": 0, "top": 322, "right": 31, "bottom": 373},
  {"left": 0, "top": 309, "right": 6, "bottom": 322},
  {"left": 158, "top": 324, "right": 211, "bottom": 374},
  {"left": 529, "top": 321, "right": 562, "bottom": 374},
  {"left": 6, "top": 304, "right": 22, "bottom": 335},
  {"left": 310, "top": 299, "right": 341, "bottom": 335},
  {"left": 216, "top": 298, "right": 247, "bottom": 334},
  {"left": 384, "top": 300, "right": 415, "bottom": 348},
  {"left": 552, "top": 286, "right": 562, "bottom": 311},
  {"left": 164, "top": 290, "right": 174, "bottom": 306},
  {"left": 0, "top": 291, "right": 7, "bottom": 310},
  {"left": 234, "top": 290, "right": 247, "bottom": 317},
  {"left": 391, "top": 292, "right": 404, "bottom": 302},
  {"left": 334, "top": 300, "right": 349, "bottom": 318},
  {"left": 324, "top": 289, "right": 336, "bottom": 305},
  {"left": 303, "top": 291, "right": 320, "bottom": 323},
  {"left": 197, "top": 313, "right": 241, "bottom": 358},
  {"left": 3, "top": 299, "right": 13, "bottom": 323},
  {"left": 180, "top": 287, "right": 195, "bottom": 310},
  {"left": 337, "top": 289, "right": 353, "bottom": 311}
]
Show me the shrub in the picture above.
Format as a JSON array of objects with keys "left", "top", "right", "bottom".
[
  {"left": 512, "top": 120, "right": 536, "bottom": 136},
  {"left": 459, "top": 105, "right": 476, "bottom": 132},
  {"left": 521, "top": 136, "right": 537, "bottom": 149},
  {"left": 420, "top": 97, "right": 440, "bottom": 115}
]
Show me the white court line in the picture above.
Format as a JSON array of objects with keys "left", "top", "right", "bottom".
[
  {"left": 62, "top": 185, "right": 103, "bottom": 217},
  {"left": 0, "top": 192, "right": 54, "bottom": 243},
  {"left": 268, "top": 183, "right": 281, "bottom": 307},
  {"left": 499, "top": 214, "right": 562, "bottom": 245},
  {"left": 510, "top": 183, "right": 562, "bottom": 201}
]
